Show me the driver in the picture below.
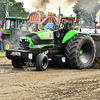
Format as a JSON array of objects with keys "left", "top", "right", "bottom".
[
  {"left": 60, "top": 21, "right": 68, "bottom": 29},
  {"left": 62, "top": 21, "right": 69, "bottom": 33},
  {"left": 59, "top": 20, "right": 69, "bottom": 34},
  {"left": 63, "top": 21, "right": 68, "bottom": 29}
]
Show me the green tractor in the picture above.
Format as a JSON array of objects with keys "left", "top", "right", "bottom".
[
  {"left": 1, "top": 17, "right": 29, "bottom": 50},
  {"left": 6, "top": 17, "right": 97, "bottom": 71}
]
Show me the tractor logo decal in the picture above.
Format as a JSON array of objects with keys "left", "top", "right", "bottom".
[
  {"left": 50, "top": 49, "right": 60, "bottom": 53},
  {"left": 49, "top": 32, "right": 53, "bottom": 38},
  {"left": 43, "top": 32, "right": 53, "bottom": 39},
  {"left": 11, "top": 51, "right": 21, "bottom": 56},
  {"left": 50, "top": 49, "right": 53, "bottom": 53}
]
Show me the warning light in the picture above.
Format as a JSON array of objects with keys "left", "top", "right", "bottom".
[
  {"left": 61, "top": 14, "right": 63, "bottom": 18},
  {"left": 93, "top": 19, "right": 95, "bottom": 22},
  {"left": 70, "top": 14, "right": 72, "bottom": 17},
  {"left": 27, "top": 17, "right": 29, "bottom": 20}
]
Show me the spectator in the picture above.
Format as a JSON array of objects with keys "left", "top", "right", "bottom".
[
  {"left": 80, "top": 28, "right": 82, "bottom": 32},
  {"left": 3, "top": 24, "right": 5, "bottom": 30},
  {"left": 0, "top": 26, "right": 4, "bottom": 52}
]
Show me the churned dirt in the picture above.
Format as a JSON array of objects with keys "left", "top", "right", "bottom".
[{"left": 0, "top": 57, "right": 100, "bottom": 100}]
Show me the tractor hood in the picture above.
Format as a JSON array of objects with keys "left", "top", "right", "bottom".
[
  {"left": 20, "top": 30, "right": 54, "bottom": 46},
  {"left": 32, "top": 30, "right": 54, "bottom": 40},
  {"left": 1, "top": 30, "right": 11, "bottom": 34},
  {"left": 23, "top": 30, "right": 54, "bottom": 39}
]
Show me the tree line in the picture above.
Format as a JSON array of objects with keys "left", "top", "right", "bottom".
[
  {"left": 0, "top": 0, "right": 100, "bottom": 26},
  {"left": 73, "top": 0, "right": 100, "bottom": 25},
  {"left": 0, "top": 0, "right": 29, "bottom": 19}
]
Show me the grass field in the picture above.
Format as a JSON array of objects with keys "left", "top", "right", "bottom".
[{"left": 0, "top": 52, "right": 5, "bottom": 56}]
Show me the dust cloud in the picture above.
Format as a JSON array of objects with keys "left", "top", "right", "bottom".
[{"left": 11, "top": 29, "right": 28, "bottom": 49}]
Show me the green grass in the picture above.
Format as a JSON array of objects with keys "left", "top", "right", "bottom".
[{"left": 0, "top": 52, "right": 6, "bottom": 56}]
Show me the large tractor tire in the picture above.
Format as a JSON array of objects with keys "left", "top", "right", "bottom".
[
  {"left": 3, "top": 41, "right": 11, "bottom": 51},
  {"left": 65, "top": 34, "right": 96, "bottom": 69},
  {"left": 35, "top": 53, "right": 48, "bottom": 71},
  {"left": 12, "top": 59, "right": 25, "bottom": 68}
]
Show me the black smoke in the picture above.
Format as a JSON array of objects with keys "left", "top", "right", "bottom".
[
  {"left": 31, "top": 0, "right": 76, "bottom": 11},
  {"left": 31, "top": 0, "right": 50, "bottom": 11}
]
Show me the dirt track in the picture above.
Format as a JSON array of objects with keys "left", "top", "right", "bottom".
[{"left": 0, "top": 57, "right": 100, "bottom": 100}]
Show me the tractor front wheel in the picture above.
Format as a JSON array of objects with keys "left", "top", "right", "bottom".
[
  {"left": 12, "top": 59, "right": 25, "bottom": 68},
  {"left": 65, "top": 34, "right": 96, "bottom": 69},
  {"left": 35, "top": 53, "right": 48, "bottom": 71}
]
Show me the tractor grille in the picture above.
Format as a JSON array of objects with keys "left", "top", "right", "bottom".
[{"left": 20, "top": 39, "right": 29, "bottom": 49}]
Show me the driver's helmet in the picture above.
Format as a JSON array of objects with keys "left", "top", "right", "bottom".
[{"left": 64, "top": 21, "right": 68, "bottom": 28}]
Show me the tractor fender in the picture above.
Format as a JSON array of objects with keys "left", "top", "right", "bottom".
[{"left": 62, "top": 30, "right": 82, "bottom": 44}]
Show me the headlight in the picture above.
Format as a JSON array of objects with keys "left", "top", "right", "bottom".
[
  {"left": 25, "top": 39, "right": 29, "bottom": 42},
  {"left": 26, "top": 39, "right": 29, "bottom": 42},
  {"left": 28, "top": 53, "right": 33, "bottom": 59}
]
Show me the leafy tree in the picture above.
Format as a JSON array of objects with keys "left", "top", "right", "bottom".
[
  {"left": 0, "top": 0, "right": 29, "bottom": 19},
  {"left": 73, "top": 0, "right": 100, "bottom": 25},
  {"left": 9, "top": 2, "right": 29, "bottom": 17},
  {"left": 53, "top": 13, "right": 57, "bottom": 18},
  {"left": 37, "top": 10, "right": 46, "bottom": 16}
]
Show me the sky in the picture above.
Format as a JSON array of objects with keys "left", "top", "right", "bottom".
[{"left": 15, "top": 0, "right": 76, "bottom": 16}]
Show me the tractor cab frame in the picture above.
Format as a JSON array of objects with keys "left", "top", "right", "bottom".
[{"left": 1, "top": 17, "right": 29, "bottom": 50}]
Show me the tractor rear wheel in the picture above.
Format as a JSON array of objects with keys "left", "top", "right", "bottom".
[
  {"left": 65, "top": 34, "right": 96, "bottom": 69},
  {"left": 35, "top": 53, "right": 48, "bottom": 71},
  {"left": 3, "top": 41, "right": 11, "bottom": 51}
]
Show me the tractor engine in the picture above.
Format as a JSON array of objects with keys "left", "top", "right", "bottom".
[{"left": 20, "top": 39, "right": 29, "bottom": 49}]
